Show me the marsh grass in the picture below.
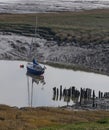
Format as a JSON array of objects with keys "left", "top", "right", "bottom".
[
  {"left": 39, "top": 120, "right": 109, "bottom": 130},
  {"left": 0, "top": 9, "right": 109, "bottom": 43},
  {"left": 1, "top": 105, "right": 109, "bottom": 130}
]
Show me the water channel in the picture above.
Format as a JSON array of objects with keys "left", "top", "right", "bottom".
[{"left": 0, "top": 60, "right": 109, "bottom": 108}]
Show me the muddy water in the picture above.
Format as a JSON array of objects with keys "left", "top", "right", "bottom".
[{"left": 0, "top": 60, "right": 109, "bottom": 107}]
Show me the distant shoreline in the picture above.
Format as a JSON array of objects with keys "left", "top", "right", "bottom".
[{"left": 0, "top": 0, "right": 109, "bottom": 14}]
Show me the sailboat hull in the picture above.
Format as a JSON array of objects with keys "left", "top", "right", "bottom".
[{"left": 27, "top": 63, "right": 44, "bottom": 76}]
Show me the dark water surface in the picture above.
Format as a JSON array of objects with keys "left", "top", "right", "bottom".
[{"left": 0, "top": 60, "right": 109, "bottom": 107}]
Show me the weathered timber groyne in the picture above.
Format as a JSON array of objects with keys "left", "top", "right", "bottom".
[{"left": 53, "top": 85, "right": 109, "bottom": 110}]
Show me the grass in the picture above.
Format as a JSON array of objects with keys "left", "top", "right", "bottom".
[
  {"left": 38, "top": 118, "right": 109, "bottom": 130},
  {"left": 0, "top": 9, "right": 109, "bottom": 43},
  {"left": 1, "top": 105, "right": 109, "bottom": 130},
  {"left": 39, "top": 122, "right": 109, "bottom": 130}
]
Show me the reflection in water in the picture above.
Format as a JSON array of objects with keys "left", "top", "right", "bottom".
[{"left": 26, "top": 72, "right": 46, "bottom": 107}]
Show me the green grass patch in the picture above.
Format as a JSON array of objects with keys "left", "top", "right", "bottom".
[
  {"left": 38, "top": 121, "right": 109, "bottom": 130},
  {"left": 97, "top": 118, "right": 109, "bottom": 124}
]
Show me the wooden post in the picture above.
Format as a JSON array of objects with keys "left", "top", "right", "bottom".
[
  {"left": 80, "top": 88, "right": 83, "bottom": 106},
  {"left": 56, "top": 88, "right": 59, "bottom": 100},
  {"left": 92, "top": 90, "right": 95, "bottom": 108},
  {"left": 60, "top": 85, "right": 63, "bottom": 100},
  {"left": 52, "top": 87, "right": 56, "bottom": 100}
]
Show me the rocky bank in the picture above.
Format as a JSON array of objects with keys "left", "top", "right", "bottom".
[{"left": 0, "top": 31, "right": 109, "bottom": 75}]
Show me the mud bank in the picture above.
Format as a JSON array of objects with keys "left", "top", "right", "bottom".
[{"left": 0, "top": 31, "right": 109, "bottom": 76}]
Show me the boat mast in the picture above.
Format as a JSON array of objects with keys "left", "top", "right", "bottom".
[
  {"left": 35, "top": 16, "right": 37, "bottom": 43},
  {"left": 28, "top": 16, "right": 38, "bottom": 61}
]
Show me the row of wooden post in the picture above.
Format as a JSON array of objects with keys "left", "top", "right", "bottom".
[{"left": 53, "top": 85, "right": 109, "bottom": 107}]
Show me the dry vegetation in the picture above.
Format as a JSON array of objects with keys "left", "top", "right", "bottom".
[
  {"left": 0, "top": 105, "right": 109, "bottom": 130},
  {"left": 0, "top": 9, "right": 109, "bottom": 44}
]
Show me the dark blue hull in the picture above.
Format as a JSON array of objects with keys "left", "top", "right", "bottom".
[
  {"left": 27, "top": 66, "right": 44, "bottom": 76},
  {"left": 27, "top": 63, "right": 44, "bottom": 75}
]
